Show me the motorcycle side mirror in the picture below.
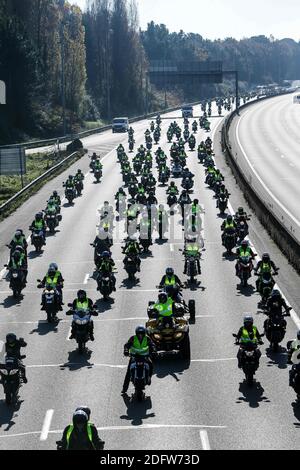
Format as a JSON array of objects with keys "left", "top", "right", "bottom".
[
  {"left": 232, "top": 334, "right": 237, "bottom": 338},
  {"left": 37, "top": 279, "right": 42, "bottom": 283},
  {"left": 21, "top": 355, "right": 26, "bottom": 360},
  {"left": 4, "top": 264, "right": 8, "bottom": 268},
  {"left": 67, "top": 303, "right": 73, "bottom": 308}
]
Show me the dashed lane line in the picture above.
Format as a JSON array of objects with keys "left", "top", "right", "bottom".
[
  {"left": 200, "top": 430, "right": 211, "bottom": 450},
  {"left": 40, "top": 410, "right": 54, "bottom": 441}
]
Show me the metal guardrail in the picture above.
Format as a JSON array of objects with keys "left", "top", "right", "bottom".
[
  {"left": 0, "top": 101, "right": 202, "bottom": 151},
  {"left": 0, "top": 151, "right": 80, "bottom": 215}
]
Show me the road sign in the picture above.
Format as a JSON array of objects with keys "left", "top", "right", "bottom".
[
  {"left": 0, "top": 80, "right": 6, "bottom": 104},
  {"left": 149, "top": 60, "right": 223, "bottom": 85},
  {"left": 0, "top": 148, "right": 26, "bottom": 176}
]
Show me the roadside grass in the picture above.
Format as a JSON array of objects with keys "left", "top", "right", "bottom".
[{"left": 0, "top": 149, "right": 86, "bottom": 221}]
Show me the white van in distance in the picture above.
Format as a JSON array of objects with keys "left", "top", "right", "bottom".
[{"left": 112, "top": 117, "right": 129, "bottom": 133}]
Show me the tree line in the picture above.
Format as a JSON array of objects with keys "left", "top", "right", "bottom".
[{"left": 0, "top": 1, "right": 300, "bottom": 143}]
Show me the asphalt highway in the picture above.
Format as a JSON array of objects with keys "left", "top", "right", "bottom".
[
  {"left": 229, "top": 93, "right": 300, "bottom": 241},
  {"left": 0, "top": 103, "right": 300, "bottom": 450}
]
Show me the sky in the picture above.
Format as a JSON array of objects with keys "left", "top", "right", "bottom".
[{"left": 72, "top": 0, "right": 300, "bottom": 41}]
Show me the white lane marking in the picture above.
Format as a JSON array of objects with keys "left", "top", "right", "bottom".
[
  {"left": 85, "top": 171, "right": 89, "bottom": 178},
  {"left": 0, "top": 267, "right": 7, "bottom": 280},
  {"left": 26, "top": 363, "right": 127, "bottom": 369},
  {"left": 26, "top": 235, "right": 31, "bottom": 243},
  {"left": 200, "top": 430, "right": 211, "bottom": 450},
  {"left": 0, "top": 288, "right": 159, "bottom": 295},
  {"left": 170, "top": 243, "right": 174, "bottom": 252},
  {"left": 0, "top": 340, "right": 4, "bottom": 352},
  {"left": 236, "top": 113, "right": 300, "bottom": 228},
  {"left": 66, "top": 326, "right": 72, "bottom": 341},
  {"left": 83, "top": 273, "right": 90, "bottom": 285},
  {"left": 0, "top": 315, "right": 212, "bottom": 327},
  {"left": 40, "top": 409, "right": 54, "bottom": 441},
  {"left": 0, "top": 424, "right": 227, "bottom": 440}
]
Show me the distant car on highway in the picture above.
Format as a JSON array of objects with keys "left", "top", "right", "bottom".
[
  {"left": 112, "top": 117, "right": 129, "bottom": 133},
  {"left": 182, "top": 105, "right": 193, "bottom": 118},
  {"left": 293, "top": 95, "right": 300, "bottom": 104}
]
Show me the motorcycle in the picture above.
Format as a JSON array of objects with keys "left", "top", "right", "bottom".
[
  {"left": 6, "top": 267, "right": 26, "bottom": 298},
  {"left": 75, "top": 180, "right": 84, "bottom": 197},
  {"left": 185, "top": 254, "right": 200, "bottom": 284},
  {"left": 218, "top": 194, "right": 229, "bottom": 215},
  {"left": 30, "top": 228, "right": 44, "bottom": 252},
  {"left": 129, "top": 354, "right": 150, "bottom": 401},
  {"left": 45, "top": 212, "right": 58, "bottom": 234},
  {"left": 237, "top": 255, "right": 254, "bottom": 287},
  {"left": 181, "top": 178, "right": 194, "bottom": 192},
  {"left": 167, "top": 194, "right": 178, "bottom": 212},
  {"left": 94, "top": 168, "right": 102, "bottom": 183},
  {"left": 188, "top": 139, "right": 196, "bottom": 151},
  {"left": 124, "top": 255, "right": 140, "bottom": 280},
  {"left": 159, "top": 171, "right": 169, "bottom": 186},
  {"left": 0, "top": 357, "right": 23, "bottom": 405},
  {"left": 66, "top": 305, "right": 98, "bottom": 354},
  {"left": 233, "top": 336, "right": 263, "bottom": 386},
  {"left": 223, "top": 230, "right": 237, "bottom": 254},
  {"left": 129, "top": 140, "right": 135, "bottom": 153},
  {"left": 198, "top": 150, "right": 206, "bottom": 164},
  {"left": 256, "top": 272, "right": 277, "bottom": 307},
  {"left": 38, "top": 281, "right": 60, "bottom": 323},
  {"left": 65, "top": 187, "right": 75, "bottom": 205},
  {"left": 96, "top": 272, "right": 114, "bottom": 301},
  {"left": 264, "top": 309, "right": 290, "bottom": 352},
  {"left": 237, "top": 222, "right": 249, "bottom": 243}
]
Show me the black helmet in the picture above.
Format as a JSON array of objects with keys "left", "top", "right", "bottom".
[
  {"left": 15, "top": 230, "right": 22, "bottom": 238},
  {"left": 75, "top": 407, "right": 91, "bottom": 421},
  {"left": 73, "top": 410, "right": 88, "bottom": 428},
  {"left": 166, "top": 268, "right": 174, "bottom": 276},
  {"left": 193, "top": 199, "right": 199, "bottom": 205},
  {"left": 135, "top": 325, "right": 146, "bottom": 337},
  {"left": 241, "top": 240, "right": 249, "bottom": 248},
  {"left": 13, "top": 251, "right": 21, "bottom": 260},
  {"left": 158, "top": 292, "right": 168, "bottom": 304},
  {"left": 102, "top": 251, "right": 110, "bottom": 259},
  {"left": 170, "top": 181, "right": 175, "bottom": 186},
  {"left": 262, "top": 253, "right": 270, "bottom": 262},
  {"left": 244, "top": 315, "right": 254, "bottom": 327},
  {"left": 238, "top": 207, "right": 244, "bottom": 214},
  {"left": 271, "top": 289, "right": 281, "bottom": 300},
  {"left": 53, "top": 191, "right": 58, "bottom": 197},
  {"left": 36, "top": 212, "right": 43, "bottom": 220},
  {"left": 77, "top": 290, "right": 87, "bottom": 301},
  {"left": 6, "top": 333, "right": 17, "bottom": 344},
  {"left": 227, "top": 215, "right": 233, "bottom": 222}
]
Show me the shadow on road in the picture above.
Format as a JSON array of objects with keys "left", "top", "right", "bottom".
[
  {"left": 28, "top": 251, "right": 44, "bottom": 260},
  {"left": 222, "top": 252, "right": 236, "bottom": 262},
  {"left": 0, "top": 399, "right": 23, "bottom": 431},
  {"left": 266, "top": 350, "right": 288, "bottom": 370},
  {"left": 154, "top": 355, "right": 190, "bottom": 381},
  {"left": 0, "top": 296, "right": 23, "bottom": 309},
  {"left": 119, "top": 278, "right": 141, "bottom": 289},
  {"left": 236, "top": 381, "right": 270, "bottom": 408},
  {"left": 95, "top": 298, "right": 115, "bottom": 313},
  {"left": 236, "top": 284, "right": 256, "bottom": 298},
  {"left": 61, "top": 350, "right": 93, "bottom": 371},
  {"left": 30, "top": 320, "right": 60, "bottom": 336},
  {"left": 120, "top": 395, "right": 155, "bottom": 426}
]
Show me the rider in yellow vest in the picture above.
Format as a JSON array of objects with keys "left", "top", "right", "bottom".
[
  {"left": 159, "top": 268, "right": 184, "bottom": 289},
  {"left": 30, "top": 213, "right": 47, "bottom": 244},
  {"left": 69, "top": 290, "right": 95, "bottom": 341},
  {"left": 39, "top": 263, "right": 64, "bottom": 310},
  {"left": 122, "top": 326, "right": 156, "bottom": 395},
  {"left": 221, "top": 215, "right": 237, "bottom": 245},
  {"left": 235, "top": 316, "right": 263, "bottom": 368},
  {"left": 152, "top": 293, "right": 174, "bottom": 319},
  {"left": 254, "top": 253, "right": 279, "bottom": 292},
  {"left": 59, "top": 409, "right": 104, "bottom": 450}
]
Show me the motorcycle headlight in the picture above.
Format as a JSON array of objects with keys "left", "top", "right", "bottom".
[
  {"left": 174, "top": 332, "right": 183, "bottom": 339},
  {"left": 12, "top": 273, "right": 18, "bottom": 278},
  {"left": 154, "top": 333, "right": 162, "bottom": 340}
]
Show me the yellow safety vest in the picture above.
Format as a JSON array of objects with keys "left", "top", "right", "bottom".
[
  {"left": 154, "top": 298, "right": 173, "bottom": 317},
  {"left": 46, "top": 271, "right": 60, "bottom": 287},
  {"left": 130, "top": 336, "right": 149, "bottom": 356},
  {"left": 66, "top": 423, "right": 95, "bottom": 450},
  {"left": 241, "top": 327, "right": 258, "bottom": 344}
]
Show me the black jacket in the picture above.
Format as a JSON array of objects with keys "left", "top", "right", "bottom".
[{"left": 5, "top": 338, "right": 27, "bottom": 359}]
